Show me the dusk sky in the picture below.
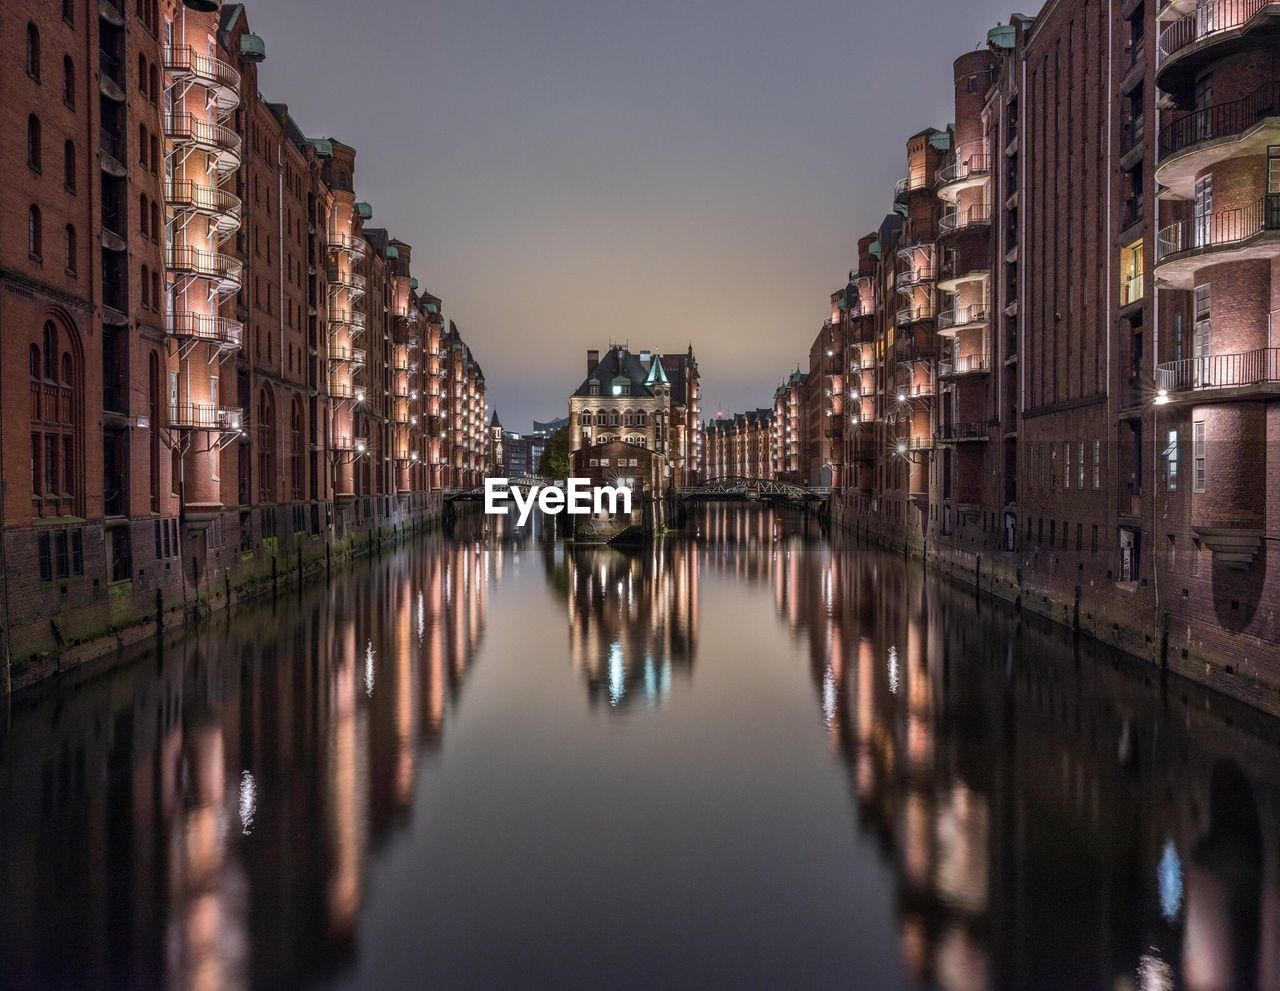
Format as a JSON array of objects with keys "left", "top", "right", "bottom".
[{"left": 251, "top": 0, "right": 1021, "bottom": 429}]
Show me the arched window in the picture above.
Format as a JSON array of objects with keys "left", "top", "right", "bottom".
[
  {"left": 63, "top": 57, "right": 74, "bottom": 106},
  {"left": 151, "top": 199, "right": 160, "bottom": 239},
  {"left": 64, "top": 140, "right": 76, "bottom": 190},
  {"left": 637, "top": 411, "right": 648, "bottom": 427},
  {"left": 624, "top": 410, "right": 635, "bottom": 427},
  {"left": 62, "top": 0, "right": 74, "bottom": 24},
  {"left": 140, "top": 264, "right": 150, "bottom": 306},
  {"left": 28, "top": 205, "right": 42, "bottom": 259},
  {"left": 29, "top": 345, "right": 40, "bottom": 379},
  {"left": 137, "top": 53, "right": 146, "bottom": 93},
  {"left": 26, "top": 24, "right": 40, "bottom": 80},
  {"left": 27, "top": 115, "right": 41, "bottom": 169},
  {"left": 149, "top": 64, "right": 159, "bottom": 104},
  {"left": 64, "top": 226, "right": 76, "bottom": 275},
  {"left": 138, "top": 124, "right": 147, "bottom": 168},
  {"left": 609, "top": 410, "right": 620, "bottom": 426},
  {"left": 152, "top": 270, "right": 160, "bottom": 309},
  {"left": 290, "top": 397, "right": 304, "bottom": 500},
  {"left": 579, "top": 409, "right": 592, "bottom": 426},
  {"left": 140, "top": 193, "right": 149, "bottom": 237}
]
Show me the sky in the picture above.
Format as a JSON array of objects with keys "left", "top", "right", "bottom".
[{"left": 248, "top": 0, "right": 1023, "bottom": 430}]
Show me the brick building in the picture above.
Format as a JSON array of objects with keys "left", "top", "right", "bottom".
[
  {"left": 753, "top": 3, "right": 1280, "bottom": 709},
  {"left": 703, "top": 409, "right": 773, "bottom": 480},
  {"left": 1, "top": 0, "right": 489, "bottom": 674}
]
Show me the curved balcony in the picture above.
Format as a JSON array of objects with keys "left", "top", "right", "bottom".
[
  {"left": 167, "top": 244, "right": 243, "bottom": 294},
  {"left": 938, "top": 304, "right": 989, "bottom": 335},
  {"left": 168, "top": 403, "right": 243, "bottom": 433},
  {"left": 165, "top": 179, "right": 241, "bottom": 235},
  {"left": 329, "top": 383, "right": 365, "bottom": 402},
  {"left": 163, "top": 113, "right": 242, "bottom": 173},
  {"left": 327, "top": 232, "right": 368, "bottom": 263},
  {"left": 939, "top": 355, "right": 991, "bottom": 378},
  {"left": 937, "top": 249, "right": 992, "bottom": 292},
  {"left": 937, "top": 422, "right": 990, "bottom": 443},
  {"left": 328, "top": 308, "right": 367, "bottom": 338},
  {"left": 331, "top": 435, "right": 368, "bottom": 455},
  {"left": 1156, "top": 81, "right": 1280, "bottom": 198},
  {"left": 1155, "top": 347, "right": 1280, "bottom": 400},
  {"left": 894, "top": 173, "right": 929, "bottom": 202},
  {"left": 1157, "top": 1, "right": 1280, "bottom": 99},
  {"left": 329, "top": 346, "right": 367, "bottom": 368},
  {"left": 895, "top": 264, "right": 935, "bottom": 289},
  {"left": 1155, "top": 195, "right": 1280, "bottom": 287},
  {"left": 896, "top": 304, "right": 936, "bottom": 326},
  {"left": 936, "top": 149, "right": 991, "bottom": 202},
  {"left": 166, "top": 312, "right": 243, "bottom": 349},
  {"left": 939, "top": 203, "right": 992, "bottom": 238},
  {"left": 163, "top": 45, "right": 240, "bottom": 115},
  {"left": 328, "top": 270, "right": 367, "bottom": 299}
]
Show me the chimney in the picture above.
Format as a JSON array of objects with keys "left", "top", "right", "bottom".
[{"left": 587, "top": 349, "right": 600, "bottom": 375}]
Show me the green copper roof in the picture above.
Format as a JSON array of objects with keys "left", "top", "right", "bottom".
[
  {"left": 425, "top": 302, "right": 438, "bottom": 314},
  {"left": 355, "top": 202, "right": 373, "bottom": 220},
  {"left": 928, "top": 131, "right": 952, "bottom": 152},
  {"left": 869, "top": 239, "right": 882, "bottom": 259},
  {"left": 384, "top": 245, "right": 399, "bottom": 260},
  {"left": 410, "top": 277, "right": 419, "bottom": 290},
  {"left": 240, "top": 33, "right": 266, "bottom": 61},
  {"left": 987, "top": 23, "right": 1016, "bottom": 50},
  {"left": 308, "top": 138, "right": 333, "bottom": 158},
  {"left": 644, "top": 356, "right": 670, "bottom": 386}
]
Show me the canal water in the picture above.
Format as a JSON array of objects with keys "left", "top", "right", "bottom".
[{"left": 1, "top": 505, "right": 1277, "bottom": 990}]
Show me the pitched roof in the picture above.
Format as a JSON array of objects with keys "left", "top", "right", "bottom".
[{"left": 571, "top": 347, "right": 657, "bottom": 399}]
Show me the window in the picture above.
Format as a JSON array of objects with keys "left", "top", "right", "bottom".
[
  {"left": 26, "top": 24, "right": 40, "bottom": 80},
  {"left": 1193, "top": 420, "right": 1206, "bottom": 492},
  {"left": 28, "top": 205, "right": 42, "bottom": 259},
  {"left": 1064, "top": 442, "right": 1072, "bottom": 489},
  {"left": 64, "top": 225, "right": 76, "bottom": 275},
  {"left": 27, "top": 115, "right": 41, "bottom": 170},
  {"left": 140, "top": 193, "right": 150, "bottom": 237},
  {"left": 141, "top": 264, "right": 150, "bottom": 307},
  {"left": 63, "top": 56, "right": 75, "bottom": 107},
  {"left": 1269, "top": 145, "right": 1280, "bottom": 195},
  {"left": 1093, "top": 439, "right": 1101, "bottom": 489},
  {"left": 1166, "top": 428, "right": 1179, "bottom": 490},
  {"left": 1078, "top": 442, "right": 1085, "bottom": 489},
  {"left": 64, "top": 140, "right": 76, "bottom": 190},
  {"left": 1193, "top": 176, "right": 1213, "bottom": 247},
  {"left": 1121, "top": 240, "right": 1144, "bottom": 305}
]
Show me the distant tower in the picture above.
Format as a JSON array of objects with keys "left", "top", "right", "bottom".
[{"left": 489, "top": 410, "right": 505, "bottom": 475}]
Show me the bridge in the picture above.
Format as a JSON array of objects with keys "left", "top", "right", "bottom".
[
  {"left": 444, "top": 475, "right": 554, "bottom": 502},
  {"left": 676, "top": 476, "right": 831, "bottom": 504}
]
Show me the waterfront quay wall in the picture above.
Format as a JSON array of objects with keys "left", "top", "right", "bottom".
[
  {"left": 830, "top": 493, "right": 1280, "bottom": 719},
  {"left": 2, "top": 494, "right": 450, "bottom": 693}
]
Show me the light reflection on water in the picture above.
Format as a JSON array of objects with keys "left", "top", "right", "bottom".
[{"left": 0, "top": 504, "right": 1277, "bottom": 990}]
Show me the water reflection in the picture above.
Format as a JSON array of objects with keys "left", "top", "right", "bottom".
[{"left": 0, "top": 505, "right": 1276, "bottom": 990}]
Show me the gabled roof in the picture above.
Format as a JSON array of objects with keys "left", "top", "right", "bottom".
[{"left": 571, "top": 347, "right": 657, "bottom": 399}]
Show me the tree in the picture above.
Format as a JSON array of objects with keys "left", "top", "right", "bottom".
[{"left": 537, "top": 425, "right": 571, "bottom": 480}]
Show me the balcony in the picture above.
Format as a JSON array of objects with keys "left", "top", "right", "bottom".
[
  {"left": 939, "top": 203, "right": 992, "bottom": 237},
  {"left": 937, "top": 422, "right": 990, "bottom": 443},
  {"left": 1154, "top": 194, "right": 1280, "bottom": 287},
  {"left": 1156, "top": 80, "right": 1280, "bottom": 198},
  {"left": 163, "top": 113, "right": 242, "bottom": 173},
  {"left": 328, "top": 307, "right": 367, "bottom": 333},
  {"left": 1157, "top": 1, "right": 1280, "bottom": 98},
  {"left": 938, "top": 304, "right": 989, "bottom": 334},
  {"left": 937, "top": 249, "right": 992, "bottom": 292},
  {"left": 168, "top": 403, "right": 243, "bottom": 433},
  {"left": 938, "top": 355, "right": 991, "bottom": 378},
  {"left": 1155, "top": 347, "right": 1280, "bottom": 400},
  {"left": 894, "top": 173, "right": 929, "bottom": 201},
  {"left": 895, "top": 303, "right": 936, "bottom": 326},
  {"left": 163, "top": 45, "right": 240, "bottom": 114},
  {"left": 329, "top": 346, "right": 367, "bottom": 367},
  {"left": 166, "top": 312, "right": 242, "bottom": 350},
  {"left": 327, "top": 232, "right": 369, "bottom": 263},
  {"left": 328, "top": 270, "right": 367, "bottom": 298},
  {"left": 167, "top": 243, "right": 243, "bottom": 294},
  {"left": 165, "top": 179, "right": 241, "bottom": 234},
  {"left": 936, "top": 150, "right": 991, "bottom": 202}
]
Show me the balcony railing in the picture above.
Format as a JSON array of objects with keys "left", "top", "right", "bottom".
[
  {"left": 168, "top": 403, "right": 243, "bottom": 432},
  {"left": 167, "top": 244, "right": 243, "bottom": 291},
  {"left": 1155, "top": 347, "right": 1280, "bottom": 392},
  {"left": 329, "top": 346, "right": 367, "bottom": 367},
  {"left": 895, "top": 265, "right": 935, "bottom": 289},
  {"left": 165, "top": 179, "right": 241, "bottom": 228},
  {"left": 1158, "top": 80, "right": 1280, "bottom": 159},
  {"left": 163, "top": 113, "right": 241, "bottom": 169},
  {"left": 328, "top": 307, "right": 367, "bottom": 331},
  {"left": 938, "top": 249, "right": 992, "bottom": 288},
  {"left": 895, "top": 173, "right": 929, "bottom": 198},
  {"left": 167, "top": 312, "right": 243, "bottom": 348},
  {"left": 163, "top": 45, "right": 240, "bottom": 110},
  {"left": 328, "top": 270, "right": 368, "bottom": 296},
  {"left": 937, "top": 422, "right": 990, "bottom": 443},
  {"left": 896, "top": 304, "right": 936, "bottom": 325},
  {"left": 1156, "top": 194, "right": 1280, "bottom": 263},
  {"left": 939, "top": 203, "right": 992, "bottom": 235},
  {"left": 937, "top": 151, "right": 991, "bottom": 187},
  {"left": 939, "top": 355, "right": 991, "bottom": 377},
  {"left": 327, "top": 232, "right": 369, "bottom": 261},
  {"left": 1158, "top": 0, "right": 1280, "bottom": 65},
  {"left": 938, "top": 304, "right": 989, "bottom": 330}
]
